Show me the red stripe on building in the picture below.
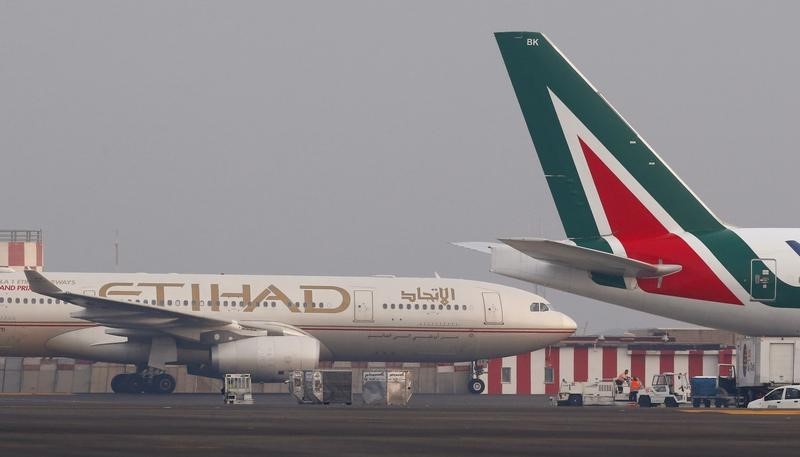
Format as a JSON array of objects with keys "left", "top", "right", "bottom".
[
  {"left": 573, "top": 347, "right": 589, "bottom": 382},
  {"left": 631, "top": 350, "right": 646, "bottom": 381},
  {"left": 602, "top": 347, "right": 617, "bottom": 380},
  {"left": 516, "top": 353, "right": 531, "bottom": 395},
  {"left": 718, "top": 348, "right": 733, "bottom": 376},
  {"left": 688, "top": 350, "right": 704, "bottom": 378},
  {"left": 488, "top": 358, "right": 502, "bottom": 395},
  {"left": 36, "top": 242, "right": 43, "bottom": 266},
  {"left": 8, "top": 242, "right": 24, "bottom": 266},
  {"left": 544, "top": 347, "right": 560, "bottom": 395},
  {"left": 659, "top": 350, "right": 675, "bottom": 373}
]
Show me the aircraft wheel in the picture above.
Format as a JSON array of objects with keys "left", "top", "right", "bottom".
[
  {"left": 468, "top": 378, "right": 485, "bottom": 394},
  {"left": 125, "top": 374, "right": 144, "bottom": 394},
  {"left": 152, "top": 374, "right": 176, "bottom": 394},
  {"left": 111, "top": 374, "right": 129, "bottom": 393}
]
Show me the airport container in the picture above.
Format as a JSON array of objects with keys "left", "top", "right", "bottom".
[
  {"left": 690, "top": 376, "right": 717, "bottom": 397},
  {"left": 362, "top": 370, "right": 413, "bottom": 406},
  {"left": 291, "top": 369, "right": 353, "bottom": 405}
]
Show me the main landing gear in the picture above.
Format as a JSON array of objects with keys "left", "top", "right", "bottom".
[
  {"left": 111, "top": 367, "right": 176, "bottom": 394},
  {"left": 468, "top": 360, "right": 486, "bottom": 394}
]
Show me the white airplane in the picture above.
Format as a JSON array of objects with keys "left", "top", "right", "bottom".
[
  {"left": 459, "top": 31, "right": 800, "bottom": 336},
  {"left": 0, "top": 269, "right": 576, "bottom": 393}
]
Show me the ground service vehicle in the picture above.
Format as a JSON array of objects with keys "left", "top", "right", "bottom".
[
  {"left": 747, "top": 384, "right": 800, "bottom": 409},
  {"left": 690, "top": 364, "right": 738, "bottom": 408},
  {"left": 557, "top": 379, "right": 634, "bottom": 406},
  {"left": 737, "top": 337, "right": 800, "bottom": 404},
  {"left": 637, "top": 373, "right": 690, "bottom": 408}
]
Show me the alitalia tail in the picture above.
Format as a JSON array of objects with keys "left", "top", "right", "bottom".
[{"left": 459, "top": 32, "right": 800, "bottom": 336}]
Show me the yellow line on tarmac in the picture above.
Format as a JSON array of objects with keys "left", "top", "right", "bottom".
[{"left": 681, "top": 409, "right": 800, "bottom": 415}]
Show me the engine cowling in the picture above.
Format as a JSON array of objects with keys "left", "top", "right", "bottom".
[{"left": 210, "top": 335, "right": 320, "bottom": 382}]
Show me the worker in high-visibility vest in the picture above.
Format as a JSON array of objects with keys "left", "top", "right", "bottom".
[{"left": 629, "top": 376, "right": 642, "bottom": 402}]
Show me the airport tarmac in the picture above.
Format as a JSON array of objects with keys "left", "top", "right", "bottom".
[{"left": 0, "top": 393, "right": 797, "bottom": 457}]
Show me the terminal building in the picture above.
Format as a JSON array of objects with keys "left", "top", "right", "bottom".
[
  {"left": 0, "top": 229, "right": 737, "bottom": 394},
  {"left": 0, "top": 229, "right": 43, "bottom": 271}
]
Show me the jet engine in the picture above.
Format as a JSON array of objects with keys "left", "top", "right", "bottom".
[{"left": 210, "top": 335, "right": 320, "bottom": 382}]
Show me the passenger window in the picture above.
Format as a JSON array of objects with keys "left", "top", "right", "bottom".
[
  {"left": 446, "top": 305, "right": 451, "bottom": 310},
  {"left": 438, "top": 305, "right": 443, "bottom": 310},
  {"left": 383, "top": 303, "right": 387, "bottom": 309},
  {"left": 423, "top": 304, "right": 427, "bottom": 310},
  {"left": 414, "top": 304, "right": 419, "bottom": 310},
  {"left": 454, "top": 305, "right": 459, "bottom": 310},
  {"left": 786, "top": 388, "right": 800, "bottom": 400},
  {"left": 765, "top": 388, "right": 784, "bottom": 401},
  {"left": 23, "top": 298, "right": 28, "bottom": 304},
  {"left": 390, "top": 304, "right": 395, "bottom": 309},
  {"left": 406, "top": 304, "right": 411, "bottom": 310}
]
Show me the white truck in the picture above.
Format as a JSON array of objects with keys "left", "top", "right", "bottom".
[
  {"left": 736, "top": 336, "right": 800, "bottom": 405},
  {"left": 636, "top": 372, "right": 691, "bottom": 408},
  {"left": 558, "top": 373, "right": 689, "bottom": 407},
  {"left": 557, "top": 379, "right": 633, "bottom": 406}
]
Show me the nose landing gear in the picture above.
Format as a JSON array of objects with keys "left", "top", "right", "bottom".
[
  {"left": 110, "top": 367, "right": 176, "bottom": 394},
  {"left": 468, "top": 360, "right": 486, "bottom": 394}
]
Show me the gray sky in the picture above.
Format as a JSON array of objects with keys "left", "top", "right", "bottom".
[{"left": 2, "top": 1, "right": 798, "bottom": 334}]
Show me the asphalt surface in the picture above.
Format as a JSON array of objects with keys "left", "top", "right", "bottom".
[{"left": 0, "top": 394, "right": 797, "bottom": 456}]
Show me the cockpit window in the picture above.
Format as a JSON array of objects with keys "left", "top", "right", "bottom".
[{"left": 530, "top": 302, "right": 549, "bottom": 312}]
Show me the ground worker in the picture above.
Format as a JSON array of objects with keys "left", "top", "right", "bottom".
[
  {"left": 629, "top": 376, "right": 642, "bottom": 402},
  {"left": 615, "top": 369, "right": 630, "bottom": 394}
]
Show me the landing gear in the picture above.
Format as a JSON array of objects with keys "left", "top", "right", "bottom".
[
  {"left": 150, "top": 373, "right": 176, "bottom": 394},
  {"left": 468, "top": 360, "right": 486, "bottom": 394},
  {"left": 110, "top": 368, "right": 176, "bottom": 394},
  {"left": 469, "top": 378, "right": 486, "bottom": 394}
]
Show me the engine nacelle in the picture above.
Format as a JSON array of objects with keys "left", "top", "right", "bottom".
[{"left": 210, "top": 335, "right": 319, "bottom": 382}]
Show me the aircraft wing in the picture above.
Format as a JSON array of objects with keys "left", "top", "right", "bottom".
[
  {"left": 23, "top": 270, "right": 312, "bottom": 339},
  {"left": 499, "top": 238, "right": 682, "bottom": 278}
]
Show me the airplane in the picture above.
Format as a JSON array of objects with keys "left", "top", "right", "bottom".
[
  {"left": 0, "top": 269, "right": 576, "bottom": 394},
  {"left": 458, "top": 31, "right": 800, "bottom": 337}
]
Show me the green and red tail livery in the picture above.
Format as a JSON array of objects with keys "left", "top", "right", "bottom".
[{"left": 494, "top": 32, "right": 800, "bottom": 310}]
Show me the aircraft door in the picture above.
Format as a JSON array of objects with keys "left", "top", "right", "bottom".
[
  {"left": 353, "top": 290, "right": 373, "bottom": 322},
  {"left": 482, "top": 292, "right": 504, "bottom": 325},
  {"left": 750, "top": 258, "right": 777, "bottom": 301}
]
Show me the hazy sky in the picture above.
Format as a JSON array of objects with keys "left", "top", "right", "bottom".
[{"left": 2, "top": 1, "right": 798, "bottom": 334}]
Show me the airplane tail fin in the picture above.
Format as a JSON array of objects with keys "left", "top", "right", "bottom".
[{"left": 494, "top": 32, "right": 726, "bottom": 243}]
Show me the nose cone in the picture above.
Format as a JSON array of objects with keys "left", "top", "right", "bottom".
[{"left": 558, "top": 312, "right": 578, "bottom": 334}]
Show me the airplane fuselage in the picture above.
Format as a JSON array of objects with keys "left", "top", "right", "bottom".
[
  {"left": 491, "top": 227, "right": 800, "bottom": 336},
  {"left": 0, "top": 272, "right": 576, "bottom": 363}
]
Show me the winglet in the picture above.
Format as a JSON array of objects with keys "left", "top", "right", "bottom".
[{"left": 24, "top": 270, "right": 64, "bottom": 296}]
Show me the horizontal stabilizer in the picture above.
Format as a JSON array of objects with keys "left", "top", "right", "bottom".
[
  {"left": 499, "top": 238, "right": 681, "bottom": 278},
  {"left": 451, "top": 242, "right": 503, "bottom": 254}
]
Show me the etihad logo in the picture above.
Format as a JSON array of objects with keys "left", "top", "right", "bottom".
[
  {"left": 98, "top": 282, "right": 350, "bottom": 314},
  {"left": 400, "top": 287, "right": 456, "bottom": 304}
]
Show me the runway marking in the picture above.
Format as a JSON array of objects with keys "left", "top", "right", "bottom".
[{"left": 681, "top": 409, "right": 800, "bottom": 415}]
